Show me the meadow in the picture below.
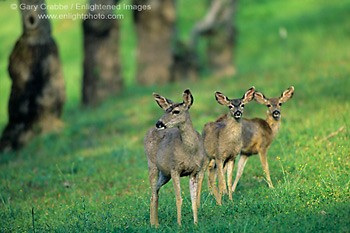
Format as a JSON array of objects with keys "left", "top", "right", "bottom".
[{"left": 0, "top": 0, "right": 349, "bottom": 232}]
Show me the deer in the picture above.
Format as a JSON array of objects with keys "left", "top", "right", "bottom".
[
  {"left": 212, "top": 86, "right": 295, "bottom": 194},
  {"left": 201, "top": 87, "right": 255, "bottom": 204},
  {"left": 144, "top": 89, "right": 206, "bottom": 227}
]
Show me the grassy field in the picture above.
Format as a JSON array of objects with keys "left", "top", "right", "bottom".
[{"left": 1, "top": 0, "right": 350, "bottom": 232}]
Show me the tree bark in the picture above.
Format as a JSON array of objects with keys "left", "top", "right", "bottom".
[
  {"left": 133, "top": 0, "right": 176, "bottom": 85},
  {"left": 82, "top": 0, "right": 123, "bottom": 106},
  {"left": 191, "top": 0, "right": 237, "bottom": 77},
  {"left": 171, "top": 41, "right": 198, "bottom": 82},
  {"left": 0, "top": 0, "right": 65, "bottom": 152}
]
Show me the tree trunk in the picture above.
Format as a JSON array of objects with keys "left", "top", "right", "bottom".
[
  {"left": 191, "top": 0, "right": 237, "bottom": 77},
  {"left": 133, "top": 0, "right": 176, "bottom": 85},
  {"left": 0, "top": 0, "right": 65, "bottom": 152},
  {"left": 82, "top": 0, "right": 123, "bottom": 106},
  {"left": 171, "top": 41, "right": 198, "bottom": 82}
]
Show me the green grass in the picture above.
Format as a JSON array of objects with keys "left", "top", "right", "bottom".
[{"left": 1, "top": 0, "right": 350, "bottom": 232}]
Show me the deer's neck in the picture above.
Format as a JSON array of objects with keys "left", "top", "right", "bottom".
[
  {"left": 223, "top": 114, "right": 242, "bottom": 136},
  {"left": 226, "top": 114, "right": 241, "bottom": 127},
  {"left": 266, "top": 110, "right": 281, "bottom": 138},
  {"left": 178, "top": 115, "right": 198, "bottom": 153}
]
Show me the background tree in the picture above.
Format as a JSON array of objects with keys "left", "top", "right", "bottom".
[
  {"left": 190, "top": 0, "right": 237, "bottom": 76},
  {"left": 133, "top": 0, "right": 176, "bottom": 85},
  {"left": 0, "top": 0, "right": 65, "bottom": 152},
  {"left": 82, "top": 0, "right": 123, "bottom": 105},
  {"left": 171, "top": 40, "right": 199, "bottom": 82}
]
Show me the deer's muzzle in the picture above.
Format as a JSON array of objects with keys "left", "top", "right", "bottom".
[
  {"left": 234, "top": 111, "right": 242, "bottom": 119},
  {"left": 156, "top": 121, "right": 166, "bottom": 130},
  {"left": 272, "top": 110, "right": 280, "bottom": 119}
]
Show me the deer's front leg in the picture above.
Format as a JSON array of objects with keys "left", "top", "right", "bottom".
[
  {"left": 197, "top": 155, "right": 210, "bottom": 207},
  {"left": 171, "top": 170, "right": 182, "bottom": 226},
  {"left": 189, "top": 174, "right": 198, "bottom": 225},
  {"left": 207, "top": 159, "right": 218, "bottom": 196}
]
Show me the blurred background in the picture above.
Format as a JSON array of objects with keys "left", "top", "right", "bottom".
[{"left": 0, "top": 0, "right": 349, "bottom": 231}]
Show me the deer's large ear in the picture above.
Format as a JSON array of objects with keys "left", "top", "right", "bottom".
[
  {"left": 280, "top": 86, "right": 294, "bottom": 103},
  {"left": 254, "top": 91, "right": 268, "bottom": 105},
  {"left": 153, "top": 93, "right": 173, "bottom": 110},
  {"left": 183, "top": 89, "right": 194, "bottom": 109},
  {"left": 242, "top": 86, "right": 255, "bottom": 103},
  {"left": 215, "top": 92, "right": 231, "bottom": 106}
]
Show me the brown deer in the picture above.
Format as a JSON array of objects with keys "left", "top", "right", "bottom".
[
  {"left": 201, "top": 87, "right": 255, "bottom": 204},
  {"left": 144, "top": 89, "right": 206, "bottom": 226},
  {"left": 213, "top": 86, "right": 294, "bottom": 193}
]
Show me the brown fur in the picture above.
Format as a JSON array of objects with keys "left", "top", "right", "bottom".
[
  {"left": 144, "top": 89, "right": 206, "bottom": 226},
  {"left": 214, "top": 87, "right": 295, "bottom": 193},
  {"left": 200, "top": 87, "right": 255, "bottom": 204}
]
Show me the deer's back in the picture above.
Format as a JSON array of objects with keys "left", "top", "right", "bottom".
[
  {"left": 203, "top": 120, "right": 242, "bottom": 160},
  {"left": 167, "top": 130, "right": 204, "bottom": 177},
  {"left": 241, "top": 118, "right": 273, "bottom": 155},
  {"left": 202, "top": 122, "right": 222, "bottom": 158}
]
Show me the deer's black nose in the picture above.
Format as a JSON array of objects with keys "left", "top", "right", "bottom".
[
  {"left": 234, "top": 111, "right": 242, "bottom": 119},
  {"left": 156, "top": 121, "right": 166, "bottom": 130},
  {"left": 272, "top": 110, "right": 280, "bottom": 119}
]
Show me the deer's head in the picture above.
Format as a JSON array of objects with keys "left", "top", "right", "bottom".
[
  {"left": 153, "top": 89, "right": 193, "bottom": 130},
  {"left": 254, "top": 86, "right": 294, "bottom": 120},
  {"left": 215, "top": 87, "right": 255, "bottom": 121}
]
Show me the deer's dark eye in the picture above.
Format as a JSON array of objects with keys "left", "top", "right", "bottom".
[
  {"left": 267, "top": 104, "right": 271, "bottom": 108},
  {"left": 279, "top": 103, "right": 282, "bottom": 106},
  {"left": 241, "top": 104, "right": 245, "bottom": 108},
  {"left": 173, "top": 110, "right": 180, "bottom": 114},
  {"left": 229, "top": 105, "right": 233, "bottom": 109}
]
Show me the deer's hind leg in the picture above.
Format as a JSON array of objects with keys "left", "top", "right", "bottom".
[
  {"left": 258, "top": 150, "right": 274, "bottom": 188},
  {"left": 189, "top": 173, "right": 198, "bottom": 225},
  {"left": 171, "top": 170, "right": 182, "bottom": 225},
  {"left": 207, "top": 159, "right": 217, "bottom": 193},
  {"left": 215, "top": 158, "right": 227, "bottom": 205},
  {"left": 207, "top": 160, "right": 219, "bottom": 201},
  {"left": 232, "top": 154, "right": 249, "bottom": 193},
  {"left": 197, "top": 155, "right": 210, "bottom": 207}
]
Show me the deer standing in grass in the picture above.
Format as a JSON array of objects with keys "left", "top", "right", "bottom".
[
  {"left": 201, "top": 87, "right": 255, "bottom": 204},
  {"left": 144, "top": 89, "right": 206, "bottom": 226},
  {"left": 213, "top": 86, "right": 294, "bottom": 193}
]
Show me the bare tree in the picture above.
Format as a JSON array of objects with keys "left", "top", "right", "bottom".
[
  {"left": 133, "top": 0, "right": 176, "bottom": 85},
  {"left": 190, "top": 0, "right": 237, "bottom": 77},
  {"left": 0, "top": 0, "right": 65, "bottom": 152},
  {"left": 82, "top": 0, "right": 123, "bottom": 105}
]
